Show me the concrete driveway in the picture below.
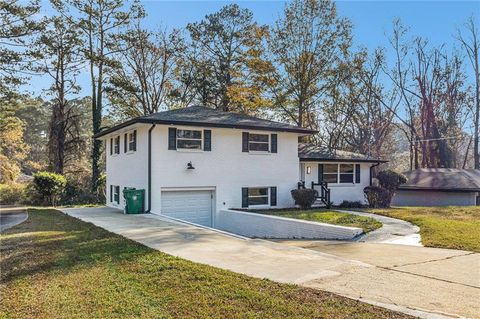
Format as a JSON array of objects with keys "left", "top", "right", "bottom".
[{"left": 61, "top": 207, "right": 480, "bottom": 319}]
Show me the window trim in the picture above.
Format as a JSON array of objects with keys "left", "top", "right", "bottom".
[
  {"left": 176, "top": 128, "right": 203, "bottom": 151},
  {"left": 247, "top": 187, "right": 270, "bottom": 207},
  {"left": 127, "top": 130, "right": 136, "bottom": 153},
  {"left": 113, "top": 135, "right": 120, "bottom": 155},
  {"left": 248, "top": 133, "right": 270, "bottom": 153},
  {"left": 321, "top": 163, "right": 357, "bottom": 185},
  {"left": 112, "top": 185, "right": 120, "bottom": 204}
]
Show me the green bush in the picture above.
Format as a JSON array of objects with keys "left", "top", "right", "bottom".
[
  {"left": 338, "top": 200, "right": 364, "bottom": 209},
  {"left": 291, "top": 189, "right": 317, "bottom": 209},
  {"left": 0, "top": 183, "right": 26, "bottom": 205},
  {"left": 32, "top": 172, "right": 67, "bottom": 206},
  {"left": 61, "top": 180, "right": 99, "bottom": 205},
  {"left": 377, "top": 170, "right": 407, "bottom": 206},
  {"left": 378, "top": 170, "right": 407, "bottom": 193},
  {"left": 364, "top": 186, "right": 390, "bottom": 208}
]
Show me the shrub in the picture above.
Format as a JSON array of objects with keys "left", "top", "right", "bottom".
[
  {"left": 378, "top": 170, "right": 407, "bottom": 193},
  {"left": 0, "top": 183, "right": 26, "bottom": 205},
  {"left": 61, "top": 180, "right": 99, "bottom": 205},
  {"left": 338, "top": 200, "right": 364, "bottom": 209},
  {"left": 291, "top": 188, "right": 317, "bottom": 209},
  {"left": 32, "top": 171, "right": 67, "bottom": 206},
  {"left": 364, "top": 186, "right": 390, "bottom": 208},
  {"left": 377, "top": 170, "right": 407, "bottom": 206}
]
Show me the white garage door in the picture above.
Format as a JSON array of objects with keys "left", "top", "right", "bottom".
[{"left": 161, "top": 190, "right": 213, "bottom": 227}]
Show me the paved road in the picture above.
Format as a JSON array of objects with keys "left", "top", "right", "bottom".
[
  {"left": 0, "top": 207, "right": 28, "bottom": 232},
  {"left": 61, "top": 207, "right": 480, "bottom": 319},
  {"left": 336, "top": 209, "right": 422, "bottom": 245}
]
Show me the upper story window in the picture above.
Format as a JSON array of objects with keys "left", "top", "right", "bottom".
[
  {"left": 177, "top": 129, "right": 202, "bottom": 150},
  {"left": 113, "top": 136, "right": 120, "bottom": 154},
  {"left": 168, "top": 128, "right": 211, "bottom": 151},
  {"left": 127, "top": 130, "right": 136, "bottom": 152},
  {"left": 248, "top": 133, "right": 269, "bottom": 152},
  {"left": 321, "top": 164, "right": 356, "bottom": 184},
  {"left": 242, "top": 132, "right": 277, "bottom": 153}
]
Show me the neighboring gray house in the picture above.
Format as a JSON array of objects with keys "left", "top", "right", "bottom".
[{"left": 392, "top": 168, "right": 480, "bottom": 207}]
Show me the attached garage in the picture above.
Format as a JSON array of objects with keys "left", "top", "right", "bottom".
[{"left": 160, "top": 189, "right": 214, "bottom": 227}]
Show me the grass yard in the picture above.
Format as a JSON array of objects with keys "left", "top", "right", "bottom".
[
  {"left": 0, "top": 209, "right": 410, "bottom": 319},
  {"left": 367, "top": 206, "right": 480, "bottom": 252},
  {"left": 256, "top": 209, "right": 382, "bottom": 233}
]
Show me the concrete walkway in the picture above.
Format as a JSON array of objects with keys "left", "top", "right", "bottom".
[
  {"left": 336, "top": 209, "right": 422, "bottom": 245},
  {"left": 0, "top": 207, "right": 28, "bottom": 232},
  {"left": 61, "top": 207, "right": 480, "bottom": 319}
]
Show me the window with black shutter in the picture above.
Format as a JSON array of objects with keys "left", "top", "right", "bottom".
[
  {"left": 124, "top": 133, "right": 127, "bottom": 153},
  {"left": 270, "top": 134, "right": 277, "bottom": 153},
  {"left": 270, "top": 187, "right": 277, "bottom": 206},
  {"left": 355, "top": 164, "right": 361, "bottom": 183},
  {"left": 127, "top": 130, "right": 136, "bottom": 152},
  {"left": 168, "top": 127, "right": 177, "bottom": 150},
  {"left": 204, "top": 130, "right": 211, "bottom": 151},
  {"left": 242, "top": 132, "right": 249, "bottom": 152},
  {"left": 114, "top": 136, "right": 120, "bottom": 154},
  {"left": 241, "top": 188, "right": 248, "bottom": 207},
  {"left": 110, "top": 138, "right": 113, "bottom": 155}
]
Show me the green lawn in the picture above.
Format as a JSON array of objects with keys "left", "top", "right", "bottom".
[
  {"left": 0, "top": 209, "right": 410, "bottom": 319},
  {"left": 367, "top": 206, "right": 480, "bottom": 252},
  {"left": 256, "top": 209, "right": 382, "bottom": 233}
]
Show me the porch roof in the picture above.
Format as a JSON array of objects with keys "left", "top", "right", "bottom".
[{"left": 298, "top": 143, "right": 387, "bottom": 163}]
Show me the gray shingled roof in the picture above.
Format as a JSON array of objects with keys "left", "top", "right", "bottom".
[
  {"left": 399, "top": 168, "right": 480, "bottom": 192},
  {"left": 94, "top": 105, "right": 316, "bottom": 138},
  {"left": 298, "top": 143, "right": 386, "bottom": 163}
]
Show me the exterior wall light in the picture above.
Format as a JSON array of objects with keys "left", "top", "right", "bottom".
[
  {"left": 187, "top": 161, "right": 195, "bottom": 170},
  {"left": 306, "top": 166, "right": 311, "bottom": 174}
]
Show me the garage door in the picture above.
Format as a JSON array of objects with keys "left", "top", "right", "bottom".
[{"left": 161, "top": 190, "right": 213, "bottom": 227}]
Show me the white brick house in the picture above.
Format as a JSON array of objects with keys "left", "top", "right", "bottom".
[{"left": 95, "top": 106, "right": 384, "bottom": 227}]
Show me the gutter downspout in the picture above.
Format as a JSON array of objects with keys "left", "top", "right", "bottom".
[
  {"left": 146, "top": 124, "right": 156, "bottom": 213},
  {"left": 370, "top": 162, "right": 381, "bottom": 186}
]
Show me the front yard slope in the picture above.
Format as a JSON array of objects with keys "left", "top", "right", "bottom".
[
  {"left": 0, "top": 209, "right": 411, "bottom": 319},
  {"left": 367, "top": 206, "right": 480, "bottom": 252}
]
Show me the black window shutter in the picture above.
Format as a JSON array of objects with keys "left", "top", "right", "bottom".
[
  {"left": 318, "top": 164, "right": 324, "bottom": 182},
  {"left": 271, "top": 134, "right": 277, "bottom": 153},
  {"left": 204, "top": 130, "right": 211, "bottom": 151},
  {"left": 124, "top": 133, "right": 127, "bottom": 152},
  {"left": 110, "top": 138, "right": 113, "bottom": 155},
  {"left": 242, "top": 132, "right": 249, "bottom": 152},
  {"left": 270, "top": 187, "right": 277, "bottom": 206},
  {"left": 133, "top": 130, "right": 137, "bottom": 151},
  {"left": 116, "top": 186, "right": 120, "bottom": 204},
  {"left": 168, "top": 128, "right": 177, "bottom": 150},
  {"left": 110, "top": 185, "right": 113, "bottom": 202},
  {"left": 241, "top": 188, "right": 249, "bottom": 208},
  {"left": 355, "top": 164, "right": 361, "bottom": 183}
]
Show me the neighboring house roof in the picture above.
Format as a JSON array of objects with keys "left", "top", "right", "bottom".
[
  {"left": 399, "top": 168, "right": 480, "bottom": 192},
  {"left": 94, "top": 106, "right": 317, "bottom": 138},
  {"left": 298, "top": 143, "right": 387, "bottom": 163}
]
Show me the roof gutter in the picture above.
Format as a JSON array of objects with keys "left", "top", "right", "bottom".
[
  {"left": 145, "top": 124, "right": 156, "bottom": 213},
  {"left": 93, "top": 119, "right": 317, "bottom": 139}
]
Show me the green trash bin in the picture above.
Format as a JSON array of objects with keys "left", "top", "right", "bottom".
[{"left": 123, "top": 188, "right": 145, "bottom": 214}]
